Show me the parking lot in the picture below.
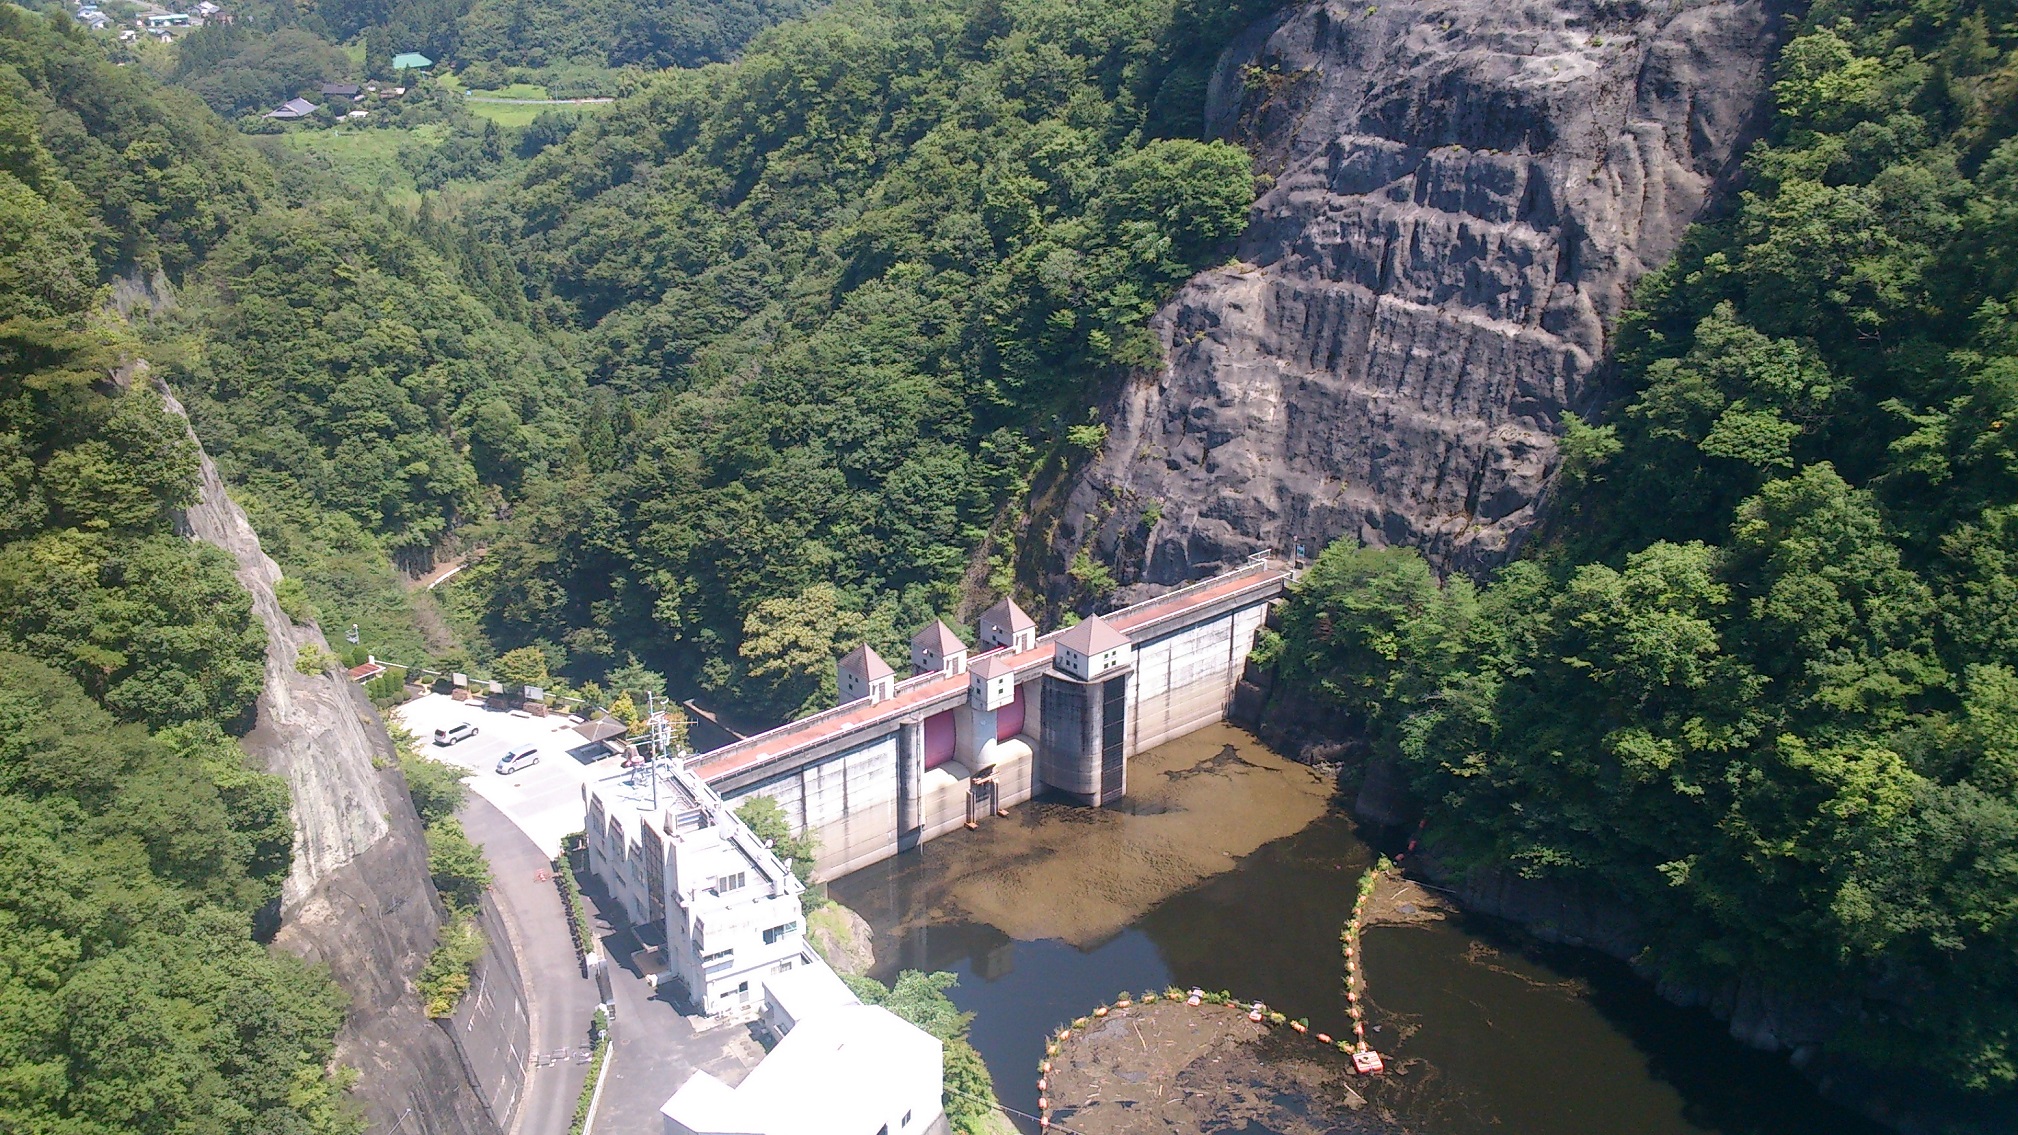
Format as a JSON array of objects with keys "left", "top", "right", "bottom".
[{"left": 395, "top": 692, "right": 626, "bottom": 855}]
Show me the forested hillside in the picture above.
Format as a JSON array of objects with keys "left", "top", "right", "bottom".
[
  {"left": 115, "top": 0, "right": 1278, "bottom": 727},
  {"left": 0, "top": 12, "right": 359, "bottom": 1132},
  {"left": 1268, "top": 0, "right": 2018, "bottom": 1098},
  {"left": 453, "top": 0, "right": 1267, "bottom": 721},
  {"left": 13, "top": 0, "right": 2018, "bottom": 1118},
  {"left": 156, "top": 0, "right": 817, "bottom": 116}
]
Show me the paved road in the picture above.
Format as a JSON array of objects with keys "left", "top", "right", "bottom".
[
  {"left": 462, "top": 795, "right": 601, "bottom": 1135},
  {"left": 577, "top": 873, "right": 762, "bottom": 1134},
  {"left": 464, "top": 96, "right": 615, "bottom": 104}
]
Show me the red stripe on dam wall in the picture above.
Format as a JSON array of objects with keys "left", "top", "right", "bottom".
[
  {"left": 997, "top": 684, "right": 1026, "bottom": 741},
  {"left": 924, "top": 709, "right": 956, "bottom": 769}
]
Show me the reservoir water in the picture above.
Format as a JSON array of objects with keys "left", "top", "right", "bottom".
[{"left": 829, "top": 723, "right": 1889, "bottom": 1135}]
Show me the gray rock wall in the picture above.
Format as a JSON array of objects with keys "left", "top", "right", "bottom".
[
  {"left": 160, "top": 377, "right": 499, "bottom": 1135},
  {"left": 1056, "top": 0, "right": 1780, "bottom": 582}
]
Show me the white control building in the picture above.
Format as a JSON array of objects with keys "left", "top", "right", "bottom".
[
  {"left": 584, "top": 759, "right": 949, "bottom": 1135},
  {"left": 584, "top": 759, "right": 810, "bottom": 1015}
]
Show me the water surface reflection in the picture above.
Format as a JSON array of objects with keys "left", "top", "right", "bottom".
[{"left": 831, "top": 725, "right": 1886, "bottom": 1135}]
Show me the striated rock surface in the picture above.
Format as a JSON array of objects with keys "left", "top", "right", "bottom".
[
  {"left": 159, "top": 376, "right": 498, "bottom": 1135},
  {"left": 1055, "top": 0, "right": 1780, "bottom": 582}
]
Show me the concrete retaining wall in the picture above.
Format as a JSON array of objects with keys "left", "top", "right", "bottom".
[
  {"left": 446, "top": 893, "right": 531, "bottom": 1132},
  {"left": 1129, "top": 604, "right": 1267, "bottom": 755},
  {"left": 741, "top": 732, "right": 901, "bottom": 882}
]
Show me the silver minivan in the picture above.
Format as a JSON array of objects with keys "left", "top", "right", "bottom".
[{"left": 495, "top": 748, "right": 540, "bottom": 775}]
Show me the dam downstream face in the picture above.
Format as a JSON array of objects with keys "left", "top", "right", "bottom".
[{"left": 829, "top": 724, "right": 1888, "bottom": 1135}]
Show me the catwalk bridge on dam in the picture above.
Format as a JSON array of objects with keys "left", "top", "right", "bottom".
[{"left": 686, "top": 557, "right": 1295, "bottom": 880}]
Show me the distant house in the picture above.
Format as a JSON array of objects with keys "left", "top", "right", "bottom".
[
  {"left": 143, "top": 12, "right": 191, "bottom": 27},
  {"left": 320, "top": 82, "right": 362, "bottom": 99},
  {"left": 264, "top": 97, "right": 319, "bottom": 120},
  {"left": 390, "top": 52, "right": 433, "bottom": 71}
]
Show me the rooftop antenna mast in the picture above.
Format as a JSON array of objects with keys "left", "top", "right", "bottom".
[{"left": 639, "top": 691, "right": 678, "bottom": 809}]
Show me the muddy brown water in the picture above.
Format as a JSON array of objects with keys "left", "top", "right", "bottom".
[{"left": 830, "top": 724, "right": 1890, "bottom": 1135}]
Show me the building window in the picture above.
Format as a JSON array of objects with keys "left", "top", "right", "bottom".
[
  {"left": 716, "top": 871, "right": 746, "bottom": 893},
  {"left": 904, "top": 1110, "right": 913, "bottom": 1127},
  {"left": 762, "top": 920, "right": 799, "bottom": 945},
  {"left": 701, "top": 949, "right": 733, "bottom": 968}
]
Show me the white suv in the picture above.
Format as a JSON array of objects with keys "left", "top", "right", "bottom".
[
  {"left": 496, "top": 748, "right": 540, "bottom": 775},
  {"left": 434, "top": 722, "right": 479, "bottom": 746}
]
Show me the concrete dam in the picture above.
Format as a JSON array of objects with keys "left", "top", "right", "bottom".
[{"left": 687, "top": 558, "right": 1293, "bottom": 880}]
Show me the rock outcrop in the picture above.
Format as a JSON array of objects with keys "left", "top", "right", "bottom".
[
  {"left": 1053, "top": 0, "right": 1780, "bottom": 582},
  {"left": 160, "top": 377, "right": 498, "bottom": 1135}
]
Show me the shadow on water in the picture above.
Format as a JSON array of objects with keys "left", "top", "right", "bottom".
[{"left": 829, "top": 725, "right": 1899, "bottom": 1135}]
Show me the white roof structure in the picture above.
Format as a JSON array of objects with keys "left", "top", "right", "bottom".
[
  {"left": 968, "top": 653, "right": 1016, "bottom": 679},
  {"left": 1054, "top": 613, "right": 1130, "bottom": 655},
  {"left": 910, "top": 619, "right": 966, "bottom": 658},
  {"left": 837, "top": 643, "right": 894, "bottom": 681},
  {"left": 661, "top": 1003, "right": 942, "bottom": 1135},
  {"left": 978, "top": 597, "right": 1035, "bottom": 638},
  {"left": 762, "top": 960, "right": 858, "bottom": 1031}
]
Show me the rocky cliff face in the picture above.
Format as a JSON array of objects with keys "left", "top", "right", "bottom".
[
  {"left": 159, "top": 377, "right": 498, "bottom": 1135},
  {"left": 1052, "top": 0, "right": 1780, "bottom": 582}
]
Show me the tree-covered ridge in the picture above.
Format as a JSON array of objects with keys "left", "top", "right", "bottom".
[
  {"left": 1271, "top": 0, "right": 2018, "bottom": 1097},
  {"left": 457, "top": 0, "right": 1268, "bottom": 721},
  {"left": 168, "top": 0, "right": 817, "bottom": 100},
  {"left": 455, "top": 0, "right": 816, "bottom": 70},
  {"left": 0, "top": 15, "right": 358, "bottom": 1132},
  {"left": 175, "top": 202, "right": 580, "bottom": 556},
  {"left": 1, "top": 10, "right": 269, "bottom": 278}
]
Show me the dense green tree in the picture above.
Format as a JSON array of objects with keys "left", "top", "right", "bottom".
[
  {"left": 739, "top": 583, "right": 869, "bottom": 719},
  {"left": 0, "top": 25, "right": 356, "bottom": 1133},
  {"left": 0, "top": 9, "right": 269, "bottom": 277},
  {"left": 459, "top": 0, "right": 1259, "bottom": 721},
  {"left": 175, "top": 201, "right": 578, "bottom": 557},
  {"left": 171, "top": 27, "right": 354, "bottom": 119},
  {"left": 0, "top": 656, "right": 356, "bottom": 1135}
]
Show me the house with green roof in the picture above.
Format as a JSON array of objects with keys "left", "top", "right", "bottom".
[{"left": 391, "top": 52, "right": 432, "bottom": 70}]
